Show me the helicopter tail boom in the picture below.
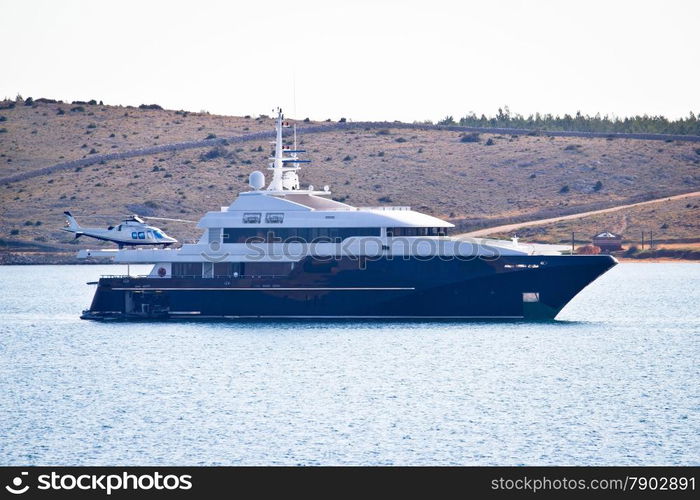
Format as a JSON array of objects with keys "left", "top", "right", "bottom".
[{"left": 63, "top": 211, "right": 81, "bottom": 231}]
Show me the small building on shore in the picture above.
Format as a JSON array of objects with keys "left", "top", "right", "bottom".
[{"left": 592, "top": 231, "right": 623, "bottom": 253}]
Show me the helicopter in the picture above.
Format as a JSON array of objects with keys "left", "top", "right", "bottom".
[{"left": 61, "top": 212, "right": 191, "bottom": 248}]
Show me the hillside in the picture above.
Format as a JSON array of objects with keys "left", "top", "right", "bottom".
[{"left": 1, "top": 98, "right": 699, "bottom": 262}]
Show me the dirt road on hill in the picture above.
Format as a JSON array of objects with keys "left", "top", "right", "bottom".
[{"left": 458, "top": 191, "right": 700, "bottom": 237}]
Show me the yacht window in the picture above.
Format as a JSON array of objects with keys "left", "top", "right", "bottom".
[
  {"left": 154, "top": 230, "right": 165, "bottom": 239},
  {"left": 147, "top": 231, "right": 153, "bottom": 239},
  {"left": 132, "top": 232, "right": 138, "bottom": 239},
  {"left": 303, "top": 258, "right": 340, "bottom": 273},
  {"left": 242, "top": 213, "right": 262, "bottom": 224},
  {"left": 245, "top": 262, "right": 293, "bottom": 276},
  {"left": 138, "top": 232, "right": 145, "bottom": 239},
  {"left": 171, "top": 262, "right": 203, "bottom": 277},
  {"left": 265, "top": 213, "right": 284, "bottom": 224},
  {"left": 213, "top": 262, "right": 244, "bottom": 277},
  {"left": 208, "top": 228, "right": 221, "bottom": 244},
  {"left": 387, "top": 227, "right": 449, "bottom": 237},
  {"left": 222, "top": 227, "right": 381, "bottom": 244}
]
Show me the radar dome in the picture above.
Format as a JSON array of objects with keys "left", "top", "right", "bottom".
[{"left": 249, "top": 171, "right": 265, "bottom": 190}]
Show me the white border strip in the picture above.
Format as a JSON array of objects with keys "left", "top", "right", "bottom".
[{"left": 112, "top": 287, "right": 416, "bottom": 291}]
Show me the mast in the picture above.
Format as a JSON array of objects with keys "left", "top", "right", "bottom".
[
  {"left": 265, "top": 108, "right": 309, "bottom": 192},
  {"left": 266, "top": 109, "right": 286, "bottom": 191}
]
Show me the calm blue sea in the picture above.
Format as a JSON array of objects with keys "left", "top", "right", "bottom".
[{"left": 0, "top": 263, "right": 697, "bottom": 466}]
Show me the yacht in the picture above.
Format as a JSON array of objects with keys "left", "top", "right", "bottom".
[{"left": 79, "top": 109, "right": 616, "bottom": 320}]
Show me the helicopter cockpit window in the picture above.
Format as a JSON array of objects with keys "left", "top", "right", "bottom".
[
  {"left": 138, "top": 232, "right": 145, "bottom": 239},
  {"left": 132, "top": 232, "right": 138, "bottom": 239}
]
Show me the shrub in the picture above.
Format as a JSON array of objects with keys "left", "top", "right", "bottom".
[
  {"left": 0, "top": 116, "right": 5, "bottom": 122},
  {"left": 378, "top": 196, "right": 393, "bottom": 203},
  {"left": 395, "top": 137, "right": 407, "bottom": 143},
  {"left": 87, "top": 99, "right": 97, "bottom": 105},
  {"left": 460, "top": 132, "right": 480, "bottom": 143},
  {"left": 485, "top": 138, "right": 495, "bottom": 146},
  {"left": 593, "top": 180, "right": 603, "bottom": 191},
  {"left": 70, "top": 106, "right": 85, "bottom": 112},
  {"left": 694, "top": 148, "right": 700, "bottom": 155},
  {"left": 87, "top": 123, "right": 97, "bottom": 129},
  {"left": 559, "top": 185, "right": 570, "bottom": 193},
  {"left": 564, "top": 144, "right": 581, "bottom": 151},
  {"left": 24, "top": 220, "right": 34, "bottom": 226},
  {"left": 339, "top": 117, "right": 346, "bottom": 123},
  {"left": 56, "top": 108, "right": 65, "bottom": 115},
  {"left": 376, "top": 129, "right": 391, "bottom": 135},
  {"left": 205, "top": 133, "right": 217, "bottom": 139},
  {"left": 576, "top": 244, "right": 601, "bottom": 254},
  {"left": 10, "top": 229, "right": 19, "bottom": 235},
  {"left": 303, "top": 117, "right": 310, "bottom": 122},
  {"left": 88, "top": 148, "right": 97, "bottom": 154},
  {"left": 529, "top": 173, "right": 536, "bottom": 179},
  {"left": 0, "top": 128, "right": 6, "bottom": 133},
  {"left": 200, "top": 146, "right": 229, "bottom": 161},
  {"left": 343, "top": 155, "right": 352, "bottom": 161},
  {"left": 625, "top": 245, "right": 639, "bottom": 255},
  {"left": 139, "top": 104, "right": 163, "bottom": 110},
  {"left": 24, "top": 97, "right": 34, "bottom": 106}
]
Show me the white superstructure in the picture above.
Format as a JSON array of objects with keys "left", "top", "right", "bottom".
[{"left": 78, "top": 109, "right": 566, "bottom": 274}]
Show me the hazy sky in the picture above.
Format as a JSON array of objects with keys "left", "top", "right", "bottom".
[{"left": 2, "top": 0, "right": 698, "bottom": 122}]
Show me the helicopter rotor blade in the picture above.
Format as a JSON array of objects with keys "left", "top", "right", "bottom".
[
  {"left": 63, "top": 214, "right": 121, "bottom": 219},
  {"left": 141, "top": 216, "right": 197, "bottom": 223},
  {"left": 62, "top": 214, "right": 196, "bottom": 223}
]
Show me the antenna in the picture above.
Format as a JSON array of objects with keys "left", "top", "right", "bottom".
[
  {"left": 292, "top": 71, "right": 297, "bottom": 120},
  {"left": 292, "top": 73, "right": 298, "bottom": 163}
]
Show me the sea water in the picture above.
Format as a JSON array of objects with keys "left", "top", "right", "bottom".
[{"left": 0, "top": 263, "right": 697, "bottom": 465}]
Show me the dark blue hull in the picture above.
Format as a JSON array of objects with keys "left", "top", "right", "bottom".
[{"left": 82, "top": 255, "right": 616, "bottom": 321}]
